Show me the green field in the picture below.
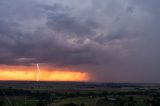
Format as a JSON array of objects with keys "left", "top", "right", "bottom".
[{"left": 0, "top": 82, "right": 160, "bottom": 106}]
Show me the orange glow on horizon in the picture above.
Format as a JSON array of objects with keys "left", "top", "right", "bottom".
[{"left": 0, "top": 65, "right": 90, "bottom": 82}]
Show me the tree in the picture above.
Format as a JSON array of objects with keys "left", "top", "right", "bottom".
[{"left": 60, "top": 103, "right": 79, "bottom": 106}]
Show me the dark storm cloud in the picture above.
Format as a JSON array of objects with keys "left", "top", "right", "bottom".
[
  {"left": 0, "top": 18, "right": 106, "bottom": 66},
  {"left": 46, "top": 7, "right": 97, "bottom": 36},
  {"left": 0, "top": 0, "right": 160, "bottom": 82},
  {"left": 0, "top": 1, "right": 113, "bottom": 66}
]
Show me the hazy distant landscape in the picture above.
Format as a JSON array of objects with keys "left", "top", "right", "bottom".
[{"left": 0, "top": 81, "right": 160, "bottom": 106}]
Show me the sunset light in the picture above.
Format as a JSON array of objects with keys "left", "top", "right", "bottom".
[{"left": 0, "top": 65, "right": 90, "bottom": 81}]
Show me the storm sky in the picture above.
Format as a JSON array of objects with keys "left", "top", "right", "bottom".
[{"left": 0, "top": 0, "right": 160, "bottom": 83}]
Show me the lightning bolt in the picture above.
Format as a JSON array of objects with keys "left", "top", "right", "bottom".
[{"left": 36, "top": 64, "right": 40, "bottom": 81}]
